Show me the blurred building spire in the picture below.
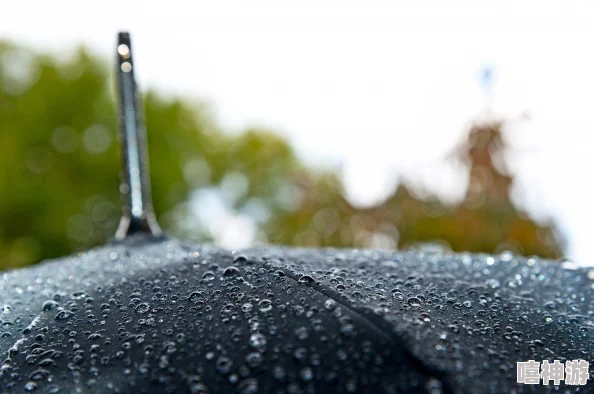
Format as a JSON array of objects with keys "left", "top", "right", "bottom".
[{"left": 479, "top": 64, "right": 496, "bottom": 117}]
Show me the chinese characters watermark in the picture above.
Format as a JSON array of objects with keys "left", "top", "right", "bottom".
[{"left": 517, "top": 360, "right": 589, "bottom": 385}]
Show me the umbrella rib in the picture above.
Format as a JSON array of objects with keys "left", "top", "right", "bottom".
[{"left": 114, "top": 32, "right": 162, "bottom": 240}]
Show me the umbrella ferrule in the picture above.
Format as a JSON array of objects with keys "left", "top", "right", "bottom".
[{"left": 114, "top": 32, "right": 162, "bottom": 240}]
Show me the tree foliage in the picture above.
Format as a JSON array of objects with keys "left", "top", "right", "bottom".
[{"left": 0, "top": 42, "right": 564, "bottom": 270}]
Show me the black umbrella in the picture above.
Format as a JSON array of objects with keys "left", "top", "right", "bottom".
[{"left": 0, "top": 33, "right": 592, "bottom": 394}]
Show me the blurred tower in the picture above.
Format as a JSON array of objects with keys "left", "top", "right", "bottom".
[
  {"left": 462, "top": 121, "right": 513, "bottom": 207},
  {"left": 458, "top": 65, "right": 512, "bottom": 206}
]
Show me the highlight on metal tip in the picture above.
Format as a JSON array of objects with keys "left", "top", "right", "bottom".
[{"left": 114, "top": 32, "right": 162, "bottom": 240}]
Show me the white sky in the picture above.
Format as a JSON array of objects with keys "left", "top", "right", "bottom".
[{"left": 2, "top": 0, "right": 594, "bottom": 265}]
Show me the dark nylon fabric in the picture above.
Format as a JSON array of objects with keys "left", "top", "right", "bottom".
[{"left": 0, "top": 236, "right": 592, "bottom": 393}]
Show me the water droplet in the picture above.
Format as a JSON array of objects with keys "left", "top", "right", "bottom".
[
  {"left": 233, "top": 254, "right": 249, "bottom": 264},
  {"left": 407, "top": 297, "right": 422, "bottom": 307},
  {"left": 419, "top": 312, "right": 431, "bottom": 323},
  {"left": 223, "top": 266, "right": 240, "bottom": 278},
  {"left": 237, "top": 378, "right": 258, "bottom": 394},
  {"left": 216, "top": 356, "right": 233, "bottom": 374},
  {"left": 300, "top": 367, "right": 313, "bottom": 381},
  {"left": 258, "top": 299, "right": 272, "bottom": 312},
  {"left": 189, "top": 291, "right": 204, "bottom": 303},
  {"left": 249, "top": 333, "right": 267, "bottom": 349},
  {"left": 295, "top": 326, "right": 309, "bottom": 340},
  {"left": 29, "top": 369, "right": 50, "bottom": 381},
  {"left": 55, "top": 309, "right": 74, "bottom": 321},
  {"left": 544, "top": 301, "right": 557, "bottom": 310},
  {"left": 71, "top": 291, "right": 87, "bottom": 300},
  {"left": 245, "top": 352, "right": 263, "bottom": 368},
  {"left": 202, "top": 271, "right": 215, "bottom": 281},
  {"left": 324, "top": 299, "right": 336, "bottom": 310},
  {"left": 189, "top": 383, "right": 208, "bottom": 394},
  {"left": 298, "top": 275, "right": 315, "bottom": 284},
  {"left": 121, "top": 62, "right": 132, "bottom": 72},
  {"left": 425, "top": 377, "right": 444, "bottom": 394},
  {"left": 135, "top": 303, "right": 150, "bottom": 314},
  {"left": 38, "top": 358, "right": 55, "bottom": 367},
  {"left": 42, "top": 300, "right": 59, "bottom": 312},
  {"left": 273, "top": 365, "right": 286, "bottom": 380}
]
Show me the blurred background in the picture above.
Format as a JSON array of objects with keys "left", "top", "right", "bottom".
[{"left": 1, "top": 0, "right": 593, "bottom": 270}]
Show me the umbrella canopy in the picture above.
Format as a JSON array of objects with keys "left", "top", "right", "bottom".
[
  {"left": 0, "top": 236, "right": 592, "bottom": 393},
  {"left": 0, "top": 33, "right": 592, "bottom": 393}
]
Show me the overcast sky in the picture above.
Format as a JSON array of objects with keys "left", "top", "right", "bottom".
[{"left": 2, "top": 0, "right": 594, "bottom": 265}]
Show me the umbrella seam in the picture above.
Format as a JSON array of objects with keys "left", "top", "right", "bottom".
[{"left": 260, "top": 256, "right": 457, "bottom": 394}]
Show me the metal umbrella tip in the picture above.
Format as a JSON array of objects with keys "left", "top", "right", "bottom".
[{"left": 114, "top": 32, "right": 162, "bottom": 241}]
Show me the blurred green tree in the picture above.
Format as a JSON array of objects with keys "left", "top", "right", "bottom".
[
  {"left": 0, "top": 42, "right": 564, "bottom": 270},
  {"left": 0, "top": 41, "right": 306, "bottom": 268}
]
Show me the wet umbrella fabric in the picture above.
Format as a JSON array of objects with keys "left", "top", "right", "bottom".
[{"left": 0, "top": 236, "right": 592, "bottom": 393}]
